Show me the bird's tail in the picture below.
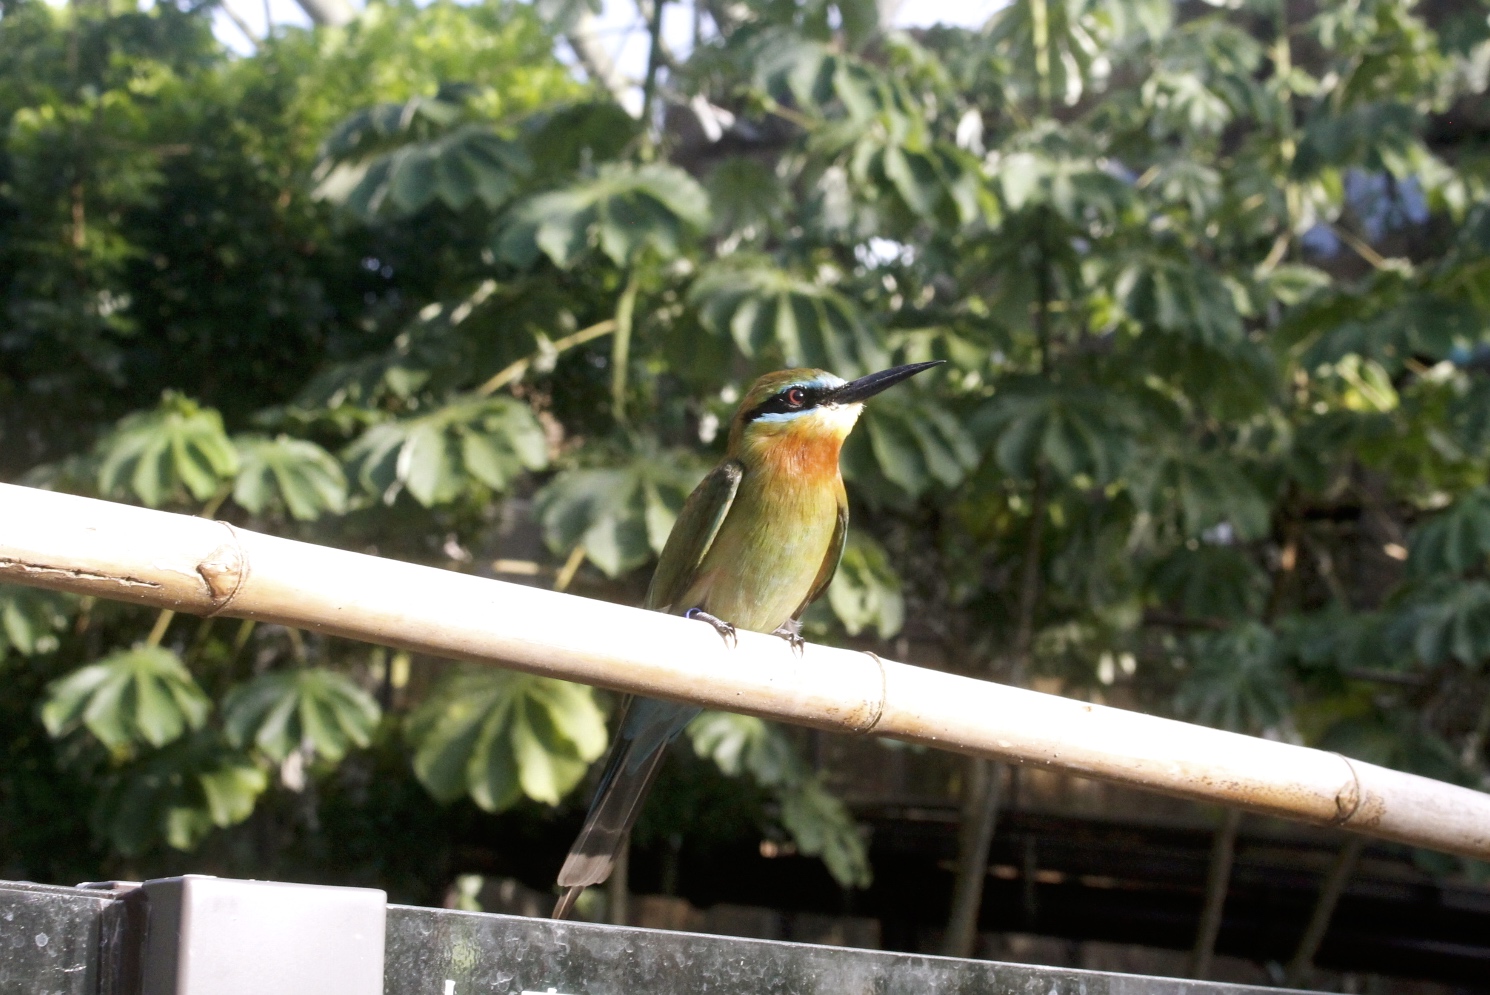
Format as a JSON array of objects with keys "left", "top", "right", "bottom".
[{"left": 551, "top": 696, "right": 698, "bottom": 919}]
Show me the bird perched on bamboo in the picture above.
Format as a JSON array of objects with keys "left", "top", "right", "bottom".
[{"left": 551, "top": 360, "right": 942, "bottom": 920}]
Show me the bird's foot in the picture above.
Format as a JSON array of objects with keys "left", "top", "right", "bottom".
[
  {"left": 771, "top": 618, "right": 805, "bottom": 657},
  {"left": 685, "top": 608, "right": 737, "bottom": 649}
]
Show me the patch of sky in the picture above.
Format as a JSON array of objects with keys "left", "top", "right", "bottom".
[
  {"left": 208, "top": 0, "right": 1007, "bottom": 72},
  {"left": 1301, "top": 169, "right": 1430, "bottom": 259}
]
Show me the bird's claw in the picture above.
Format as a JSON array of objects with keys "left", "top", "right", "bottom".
[
  {"left": 771, "top": 619, "right": 806, "bottom": 657},
  {"left": 686, "top": 608, "right": 737, "bottom": 649}
]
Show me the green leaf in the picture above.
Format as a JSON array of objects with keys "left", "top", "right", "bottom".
[
  {"left": 1133, "top": 446, "right": 1271, "bottom": 541},
  {"left": 91, "top": 732, "right": 267, "bottom": 856},
  {"left": 42, "top": 645, "right": 210, "bottom": 752},
  {"left": 96, "top": 393, "right": 238, "bottom": 507},
  {"left": 686, "top": 711, "right": 870, "bottom": 888},
  {"left": 1175, "top": 623, "right": 1291, "bottom": 733},
  {"left": 222, "top": 668, "right": 381, "bottom": 763},
  {"left": 973, "top": 379, "right": 1134, "bottom": 485},
  {"left": 778, "top": 776, "right": 871, "bottom": 889},
  {"left": 233, "top": 434, "right": 347, "bottom": 520},
  {"left": 523, "top": 102, "right": 640, "bottom": 174},
  {"left": 0, "top": 586, "right": 70, "bottom": 662},
  {"left": 827, "top": 531, "right": 905, "bottom": 638},
  {"left": 496, "top": 163, "right": 709, "bottom": 269},
  {"left": 405, "top": 668, "right": 606, "bottom": 810},
  {"left": 1148, "top": 546, "right": 1267, "bottom": 621},
  {"left": 1405, "top": 580, "right": 1490, "bottom": 669},
  {"left": 534, "top": 451, "right": 706, "bottom": 577},
  {"left": 1409, "top": 490, "right": 1490, "bottom": 578},
  {"left": 344, "top": 396, "right": 548, "bottom": 506},
  {"left": 320, "top": 125, "right": 530, "bottom": 221},
  {"left": 1318, "top": 709, "right": 1462, "bottom": 781},
  {"left": 690, "top": 260, "right": 887, "bottom": 376}
]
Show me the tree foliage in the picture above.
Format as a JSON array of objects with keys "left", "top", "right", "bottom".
[{"left": 4, "top": 0, "right": 1490, "bottom": 894}]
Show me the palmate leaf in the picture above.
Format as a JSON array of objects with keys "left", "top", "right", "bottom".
[
  {"left": 1292, "top": 290, "right": 1479, "bottom": 373},
  {"left": 987, "top": 0, "right": 1112, "bottom": 108},
  {"left": 749, "top": 38, "right": 990, "bottom": 228},
  {"left": 232, "top": 435, "right": 347, "bottom": 521},
  {"left": 826, "top": 531, "right": 905, "bottom": 639},
  {"left": 690, "top": 260, "right": 886, "bottom": 376},
  {"left": 405, "top": 668, "right": 607, "bottom": 810},
  {"left": 1449, "top": 377, "right": 1490, "bottom": 453},
  {"left": 1116, "top": 252, "right": 1273, "bottom": 413},
  {"left": 41, "top": 645, "right": 211, "bottom": 752},
  {"left": 1133, "top": 446, "right": 1271, "bottom": 541},
  {"left": 223, "top": 668, "right": 381, "bottom": 763},
  {"left": 345, "top": 396, "right": 548, "bottom": 507},
  {"left": 1148, "top": 545, "right": 1267, "bottom": 621},
  {"left": 0, "top": 586, "right": 70, "bottom": 662},
  {"left": 1118, "top": 253, "right": 1242, "bottom": 346},
  {"left": 96, "top": 392, "right": 238, "bottom": 507},
  {"left": 687, "top": 712, "right": 870, "bottom": 888},
  {"left": 994, "top": 147, "right": 1134, "bottom": 225},
  {"left": 1402, "top": 579, "right": 1490, "bottom": 670},
  {"left": 843, "top": 393, "right": 978, "bottom": 498},
  {"left": 1408, "top": 489, "right": 1490, "bottom": 578},
  {"left": 534, "top": 452, "right": 706, "bottom": 577},
  {"left": 972, "top": 378, "right": 1134, "bottom": 485},
  {"left": 320, "top": 125, "right": 530, "bottom": 221},
  {"left": 1318, "top": 710, "right": 1461, "bottom": 782},
  {"left": 522, "top": 102, "right": 640, "bottom": 175},
  {"left": 92, "top": 731, "right": 267, "bottom": 856},
  {"left": 1175, "top": 622, "right": 1291, "bottom": 734},
  {"left": 495, "top": 162, "right": 709, "bottom": 269},
  {"left": 316, "top": 95, "right": 465, "bottom": 167}
]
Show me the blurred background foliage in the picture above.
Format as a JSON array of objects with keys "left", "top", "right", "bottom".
[{"left": 2, "top": 0, "right": 1490, "bottom": 962}]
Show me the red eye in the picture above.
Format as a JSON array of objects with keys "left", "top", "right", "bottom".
[{"left": 784, "top": 387, "right": 807, "bottom": 407}]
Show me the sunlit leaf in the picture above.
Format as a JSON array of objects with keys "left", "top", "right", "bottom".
[
  {"left": 495, "top": 162, "right": 709, "bottom": 268},
  {"left": 233, "top": 434, "right": 347, "bottom": 520},
  {"left": 223, "top": 668, "right": 381, "bottom": 763},
  {"left": 691, "top": 259, "right": 887, "bottom": 376},
  {"left": 406, "top": 668, "right": 607, "bottom": 810},
  {"left": 96, "top": 393, "right": 238, "bottom": 507},
  {"left": 534, "top": 452, "right": 706, "bottom": 576},
  {"left": 42, "top": 645, "right": 210, "bottom": 752},
  {"left": 345, "top": 396, "right": 548, "bottom": 506}
]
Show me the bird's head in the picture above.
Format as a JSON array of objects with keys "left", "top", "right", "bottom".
[{"left": 727, "top": 362, "right": 943, "bottom": 465}]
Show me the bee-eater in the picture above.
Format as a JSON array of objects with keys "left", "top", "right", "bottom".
[{"left": 550, "top": 360, "right": 943, "bottom": 919}]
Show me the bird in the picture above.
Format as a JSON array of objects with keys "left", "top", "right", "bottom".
[{"left": 550, "top": 360, "right": 943, "bottom": 920}]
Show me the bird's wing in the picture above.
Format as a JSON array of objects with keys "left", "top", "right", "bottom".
[
  {"left": 791, "top": 497, "right": 848, "bottom": 621},
  {"left": 644, "top": 458, "right": 744, "bottom": 613}
]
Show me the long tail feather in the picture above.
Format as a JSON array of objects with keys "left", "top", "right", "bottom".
[
  {"left": 551, "top": 886, "right": 583, "bottom": 920},
  {"left": 550, "top": 696, "right": 699, "bottom": 919}
]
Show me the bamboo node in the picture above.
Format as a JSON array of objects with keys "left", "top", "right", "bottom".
[
  {"left": 1329, "top": 752, "right": 1363, "bottom": 826},
  {"left": 196, "top": 524, "right": 247, "bottom": 614},
  {"left": 852, "top": 651, "right": 887, "bottom": 735}
]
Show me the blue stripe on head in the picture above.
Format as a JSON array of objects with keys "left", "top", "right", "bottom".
[{"left": 740, "top": 373, "right": 849, "bottom": 425}]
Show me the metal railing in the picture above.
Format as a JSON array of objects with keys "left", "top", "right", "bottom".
[
  {"left": 0, "top": 877, "right": 1295, "bottom": 995},
  {"left": 2, "top": 481, "right": 1488, "bottom": 859}
]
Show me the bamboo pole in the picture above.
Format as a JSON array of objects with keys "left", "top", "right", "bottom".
[{"left": 3, "top": 482, "right": 1489, "bottom": 859}]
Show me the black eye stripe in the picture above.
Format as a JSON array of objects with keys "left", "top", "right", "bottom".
[{"left": 742, "top": 384, "right": 829, "bottom": 424}]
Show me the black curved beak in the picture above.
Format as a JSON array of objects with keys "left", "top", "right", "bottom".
[{"left": 831, "top": 361, "right": 945, "bottom": 404}]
